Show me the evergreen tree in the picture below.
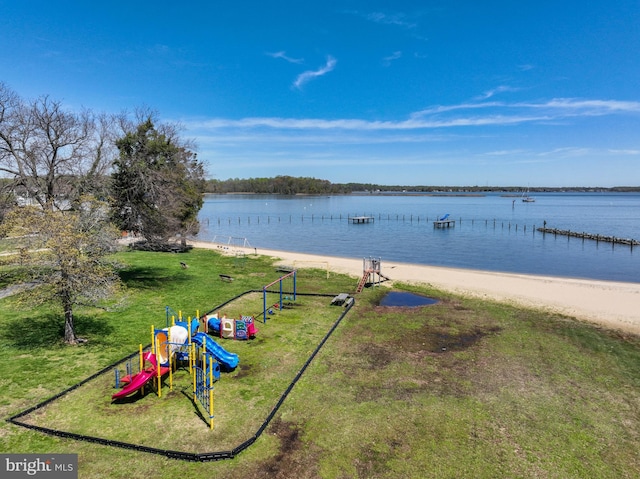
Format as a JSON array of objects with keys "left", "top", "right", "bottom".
[{"left": 111, "top": 119, "right": 205, "bottom": 247}]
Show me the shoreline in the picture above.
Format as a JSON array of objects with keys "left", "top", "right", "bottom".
[{"left": 189, "top": 240, "right": 640, "bottom": 336}]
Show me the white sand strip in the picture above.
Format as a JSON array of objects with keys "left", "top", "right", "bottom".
[{"left": 189, "top": 240, "right": 640, "bottom": 335}]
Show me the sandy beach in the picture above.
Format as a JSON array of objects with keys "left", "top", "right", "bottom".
[{"left": 189, "top": 240, "right": 640, "bottom": 336}]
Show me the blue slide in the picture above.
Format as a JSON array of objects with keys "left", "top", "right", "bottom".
[{"left": 192, "top": 332, "right": 239, "bottom": 370}]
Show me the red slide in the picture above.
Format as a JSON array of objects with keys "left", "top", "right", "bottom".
[{"left": 112, "top": 352, "right": 169, "bottom": 400}]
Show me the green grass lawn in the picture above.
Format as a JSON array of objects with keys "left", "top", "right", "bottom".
[
  {"left": 0, "top": 237, "right": 24, "bottom": 254},
  {"left": 1, "top": 247, "right": 639, "bottom": 478}
]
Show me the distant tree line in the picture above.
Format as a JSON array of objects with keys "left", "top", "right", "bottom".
[
  {"left": 205, "top": 176, "right": 640, "bottom": 195},
  {"left": 206, "top": 176, "right": 349, "bottom": 194}
]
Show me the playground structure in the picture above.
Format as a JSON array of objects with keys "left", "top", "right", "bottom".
[
  {"left": 203, "top": 313, "right": 257, "bottom": 340},
  {"left": 12, "top": 281, "right": 357, "bottom": 461},
  {"left": 110, "top": 271, "right": 298, "bottom": 429},
  {"left": 111, "top": 309, "right": 238, "bottom": 429},
  {"left": 356, "top": 257, "right": 389, "bottom": 293}
]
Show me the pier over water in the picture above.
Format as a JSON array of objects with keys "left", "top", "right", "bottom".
[
  {"left": 537, "top": 227, "right": 640, "bottom": 249},
  {"left": 348, "top": 216, "right": 374, "bottom": 224},
  {"left": 198, "top": 192, "right": 640, "bottom": 283}
]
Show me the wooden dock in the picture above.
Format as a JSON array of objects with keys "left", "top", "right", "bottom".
[
  {"left": 433, "top": 219, "right": 455, "bottom": 228},
  {"left": 537, "top": 227, "right": 640, "bottom": 247},
  {"left": 348, "top": 216, "right": 374, "bottom": 224}
]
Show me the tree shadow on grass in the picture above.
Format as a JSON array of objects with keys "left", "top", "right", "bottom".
[
  {"left": 0, "top": 269, "right": 32, "bottom": 289},
  {"left": 74, "top": 313, "right": 116, "bottom": 342},
  {"left": 2, "top": 312, "right": 115, "bottom": 349},
  {"left": 118, "top": 265, "right": 192, "bottom": 290}
]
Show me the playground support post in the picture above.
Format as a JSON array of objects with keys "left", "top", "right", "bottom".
[
  {"left": 208, "top": 356, "right": 214, "bottom": 430},
  {"left": 262, "top": 270, "right": 297, "bottom": 322},
  {"left": 150, "top": 324, "right": 155, "bottom": 358},
  {"left": 191, "top": 343, "right": 197, "bottom": 401},
  {"left": 150, "top": 324, "right": 157, "bottom": 396},
  {"left": 156, "top": 327, "right": 162, "bottom": 398},
  {"left": 187, "top": 316, "right": 193, "bottom": 375},
  {"left": 263, "top": 290, "right": 266, "bottom": 323},
  {"left": 168, "top": 336, "right": 173, "bottom": 392}
]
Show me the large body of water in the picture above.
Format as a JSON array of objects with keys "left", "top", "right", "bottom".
[{"left": 194, "top": 192, "right": 640, "bottom": 283}]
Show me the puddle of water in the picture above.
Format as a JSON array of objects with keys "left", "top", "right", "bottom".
[{"left": 379, "top": 291, "right": 438, "bottom": 307}]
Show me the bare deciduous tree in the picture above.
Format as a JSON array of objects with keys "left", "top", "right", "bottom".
[{"left": 0, "top": 82, "right": 116, "bottom": 208}]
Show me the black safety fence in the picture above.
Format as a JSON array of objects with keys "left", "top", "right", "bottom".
[{"left": 7, "top": 290, "right": 354, "bottom": 462}]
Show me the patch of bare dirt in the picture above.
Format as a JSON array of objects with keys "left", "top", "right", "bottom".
[
  {"left": 251, "top": 419, "right": 320, "bottom": 479},
  {"left": 232, "top": 363, "right": 253, "bottom": 380},
  {"left": 344, "top": 297, "right": 504, "bottom": 401}
]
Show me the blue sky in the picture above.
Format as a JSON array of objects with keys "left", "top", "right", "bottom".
[{"left": 2, "top": 1, "right": 640, "bottom": 187}]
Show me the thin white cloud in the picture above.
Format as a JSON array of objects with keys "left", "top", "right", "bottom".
[
  {"left": 267, "top": 51, "right": 304, "bottom": 64},
  {"left": 608, "top": 149, "right": 640, "bottom": 155},
  {"left": 365, "top": 12, "right": 416, "bottom": 29},
  {"left": 411, "top": 102, "right": 504, "bottom": 117},
  {"left": 538, "top": 147, "right": 592, "bottom": 157},
  {"left": 476, "top": 85, "right": 521, "bottom": 100},
  {"left": 382, "top": 51, "right": 402, "bottom": 66},
  {"left": 412, "top": 98, "right": 640, "bottom": 122},
  {"left": 483, "top": 149, "right": 528, "bottom": 157},
  {"left": 540, "top": 98, "right": 640, "bottom": 113},
  {"left": 193, "top": 114, "right": 545, "bottom": 130},
  {"left": 183, "top": 96, "right": 640, "bottom": 185},
  {"left": 186, "top": 98, "right": 640, "bottom": 132},
  {"left": 191, "top": 131, "right": 453, "bottom": 149},
  {"left": 293, "top": 56, "right": 337, "bottom": 90}
]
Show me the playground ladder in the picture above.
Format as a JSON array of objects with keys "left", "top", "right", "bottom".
[{"left": 356, "top": 272, "right": 369, "bottom": 293}]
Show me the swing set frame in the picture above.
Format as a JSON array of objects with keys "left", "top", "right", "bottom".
[{"left": 262, "top": 270, "right": 297, "bottom": 322}]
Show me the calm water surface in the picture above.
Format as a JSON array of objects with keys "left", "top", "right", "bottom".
[
  {"left": 194, "top": 193, "right": 640, "bottom": 283},
  {"left": 379, "top": 291, "right": 439, "bottom": 307}
]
